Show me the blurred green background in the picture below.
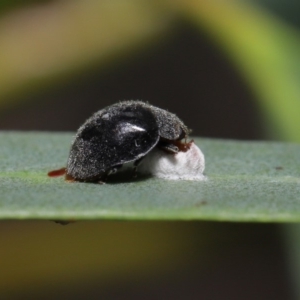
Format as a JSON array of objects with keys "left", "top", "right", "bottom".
[{"left": 0, "top": 0, "right": 299, "bottom": 299}]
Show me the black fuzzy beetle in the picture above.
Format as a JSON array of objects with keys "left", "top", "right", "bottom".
[{"left": 49, "top": 101, "right": 191, "bottom": 182}]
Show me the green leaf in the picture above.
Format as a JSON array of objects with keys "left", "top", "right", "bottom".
[{"left": 1, "top": 131, "right": 300, "bottom": 222}]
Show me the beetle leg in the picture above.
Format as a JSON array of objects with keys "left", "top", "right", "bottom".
[
  {"left": 99, "top": 164, "right": 123, "bottom": 183},
  {"left": 108, "top": 168, "right": 118, "bottom": 175},
  {"left": 132, "top": 157, "right": 144, "bottom": 178},
  {"left": 108, "top": 164, "right": 122, "bottom": 175},
  {"left": 97, "top": 173, "right": 108, "bottom": 184},
  {"left": 65, "top": 173, "right": 76, "bottom": 182},
  {"left": 158, "top": 139, "right": 193, "bottom": 153},
  {"left": 158, "top": 142, "right": 179, "bottom": 154}
]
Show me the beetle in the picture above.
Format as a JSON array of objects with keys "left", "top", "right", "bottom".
[{"left": 48, "top": 100, "right": 191, "bottom": 183}]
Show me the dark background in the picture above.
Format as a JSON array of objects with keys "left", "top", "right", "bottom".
[{"left": 0, "top": 22, "right": 262, "bottom": 140}]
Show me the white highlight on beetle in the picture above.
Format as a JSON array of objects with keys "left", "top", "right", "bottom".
[
  {"left": 119, "top": 123, "right": 146, "bottom": 134},
  {"left": 139, "top": 141, "right": 205, "bottom": 181}
]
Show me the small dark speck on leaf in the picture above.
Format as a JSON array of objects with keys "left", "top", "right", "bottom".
[
  {"left": 275, "top": 166, "right": 283, "bottom": 170},
  {"left": 195, "top": 200, "right": 207, "bottom": 207},
  {"left": 52, "top": 220, "right": 76, "bottom": 225}
]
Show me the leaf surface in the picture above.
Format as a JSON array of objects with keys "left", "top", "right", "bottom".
[{"left": 1, "top": 132, "right": 300, "bottom": 222}]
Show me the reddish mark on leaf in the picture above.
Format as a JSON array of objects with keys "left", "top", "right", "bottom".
[
  {"left": 48, "top": 168, "right": 66, "bottom": 177},
  {"left": 48, "top": 168, "right": 77, "bottom": 182}
]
